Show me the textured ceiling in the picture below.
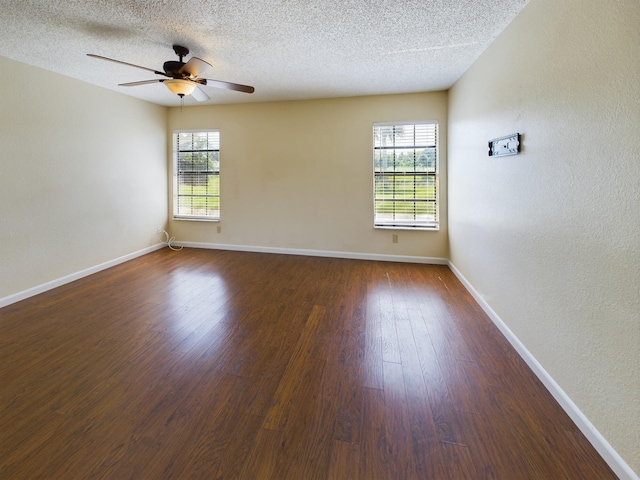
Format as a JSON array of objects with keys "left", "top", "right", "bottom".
[{"left": 0, "top": 0, "right": 530, "bottom": 106}]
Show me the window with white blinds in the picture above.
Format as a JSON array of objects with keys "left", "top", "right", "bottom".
[
  {"left": 173, "top": 130, "right": 220, "bottom": 220},
  {"left": 373, "top": 122, "right": 438, "bottom": 229}
]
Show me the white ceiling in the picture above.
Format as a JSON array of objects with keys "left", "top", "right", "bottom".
[{"left": 0, "top": 0, "right": 530, "bottom": 107}]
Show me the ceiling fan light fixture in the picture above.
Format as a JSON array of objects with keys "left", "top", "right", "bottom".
[{"left": 164, "top": 78, "right": 196, "bottom": 97}]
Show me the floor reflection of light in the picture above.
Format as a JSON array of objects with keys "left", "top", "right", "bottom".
[{"left": 166, "top": 268, "right": 229, "bottom": 333}]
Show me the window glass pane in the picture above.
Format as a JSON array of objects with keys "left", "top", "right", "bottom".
[
  {"left": 414, "top": 147, "right": 436, "bottom": 173},
  {"left": 373, "top": 150, "right": 384, "bottom": 172},
  {"left": 374, "top": 176, "right": 391, "bottom": 199},
  {"left": 207, "top": 175, "right": 220, "bottom": 195},
  {"left": 416, "top": 175, "right": 436, "bottom": 200}
]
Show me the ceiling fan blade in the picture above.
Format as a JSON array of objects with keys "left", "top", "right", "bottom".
[
  {"left": 87, "top": 54, "right": 167, "bottom": 76},
  {"left": 118, "top": 79, "right": 164, "bottom": 87},
  {"left": 191, "top": 85, "right": 210, "bottom": 102},
  {"left": 199, "top": 78, "right": 255, "bottom": 94},
  {"left": 179, "top": 57, "right": 212, "bottom": 79}
]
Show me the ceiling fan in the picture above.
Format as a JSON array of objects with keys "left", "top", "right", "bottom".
[{"left": 87, "top": 45, "right": 254, "bottom": 101}]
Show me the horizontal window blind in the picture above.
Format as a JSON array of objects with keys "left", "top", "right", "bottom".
[
  {"left": 373, "top": 122, "right": 438, "bottom": 229},
  {"left": 174, "top": 131, "right": 220, "bottom": 220}
]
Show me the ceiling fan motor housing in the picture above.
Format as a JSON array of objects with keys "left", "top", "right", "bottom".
[{"left": 163, "top": 61, "right": 185, "bottom": 77}]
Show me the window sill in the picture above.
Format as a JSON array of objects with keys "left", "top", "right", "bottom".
[
  {"left": 374, "top": 225, "right": 439, "bottom": 232},
  {"left": 173, "top": 216, "right": 220, "bottom": 222}
]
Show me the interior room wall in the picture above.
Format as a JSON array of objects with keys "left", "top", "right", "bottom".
[
  {"left": 0, "top": 56, "right": 168, "bottom": 302},
  {"left": 447, "top": 0, "right": 639, "bottom": 475},
  {"left": 167, "top": 92, "right": 448, "bottom": 260}
]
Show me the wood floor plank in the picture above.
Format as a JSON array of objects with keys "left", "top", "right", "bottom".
[
  {"left": 382, "top": 360, "right": 419, "bottom": 479},
  {"left": 280, "top": 357, "right": 331, "bottom": 480},
  {"left": 161, "top": 374, "right": 257, "bottom": 479},
  {"left": 0, "top": 248, "right": 618, "bottom": 479},
  {"left": 379, "top": 295, "right": 402, "bottom": 364},
  {"left": 327, "top": 439, "right": 361, "bottom": 480},
  {"left": 363, "top": 286, "right": 384, "bottom": 390},
  {"left": 408, "top": 314, "right": 463, "bottom": 446},
  {"left": 360, "top": 387, "right": 391, "bottom": 479},
  {"left": 394, "top": 317, "right": 450, "bottom": 478},
  {"left": 330, "top": 291, "right": 366, "bottom": 444},
  {"left": 262, "top": 304, "right": 325, "bottom": 431},
  {"left": 238, "top": 427, "right": 285, "bottom": 479}
]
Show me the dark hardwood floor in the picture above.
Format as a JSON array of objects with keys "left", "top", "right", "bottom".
[{"left": 0, "top": 248, "right": 617, "bottom": 479}]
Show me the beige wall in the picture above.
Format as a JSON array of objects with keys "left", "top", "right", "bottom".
[
  {"left": 167, "top": 93, "right": 449, "bottom": 259},
  {"left": 0, "top": 56, "right": 168, "bottom": 300},
  {"left": 448, "top": 0, "right": 639, "bottom": 474}
]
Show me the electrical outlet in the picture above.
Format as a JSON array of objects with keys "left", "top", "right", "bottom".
[
  {"left": 392, "top": 234, "right": 398, "bottom": 244},
  {"left": 217, "top": 225, "right": 222, "bottom": 234},
  {"left": 157, "top": 227, "right": 163, "bottom": 234}
]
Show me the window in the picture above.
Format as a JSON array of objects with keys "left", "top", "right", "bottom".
[
  {"left": 373, "top": 121, "right": 438, "bottom": 229},
  {"left": 173, "top": 130, "right": 220, "bottom": 221}
]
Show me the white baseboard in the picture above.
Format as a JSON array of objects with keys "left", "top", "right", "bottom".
[
  {"left": 175, "top": 241, "right": 449, "bottom": 265},
  {"left": 448, "top": 261, "right": 638, "bottom": 480},
  {"left": 0, "top": 243, "right": 165, "bottom": 309}
]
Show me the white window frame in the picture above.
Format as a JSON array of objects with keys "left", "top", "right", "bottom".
[
  {"left": 373, "top": 121, "right": 439, "bottom": 230},
  {"left": 173, "top": 130, "right": 220, "bottom": 221}
]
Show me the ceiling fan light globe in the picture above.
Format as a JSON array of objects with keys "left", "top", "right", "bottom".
[{"left": 164, "top": 79, "right": 196, "bottom": 96}]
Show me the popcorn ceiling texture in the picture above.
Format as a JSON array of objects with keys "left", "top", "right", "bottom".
[{"left": 0, "top": 0, "right": 528, "bottom": 105}]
